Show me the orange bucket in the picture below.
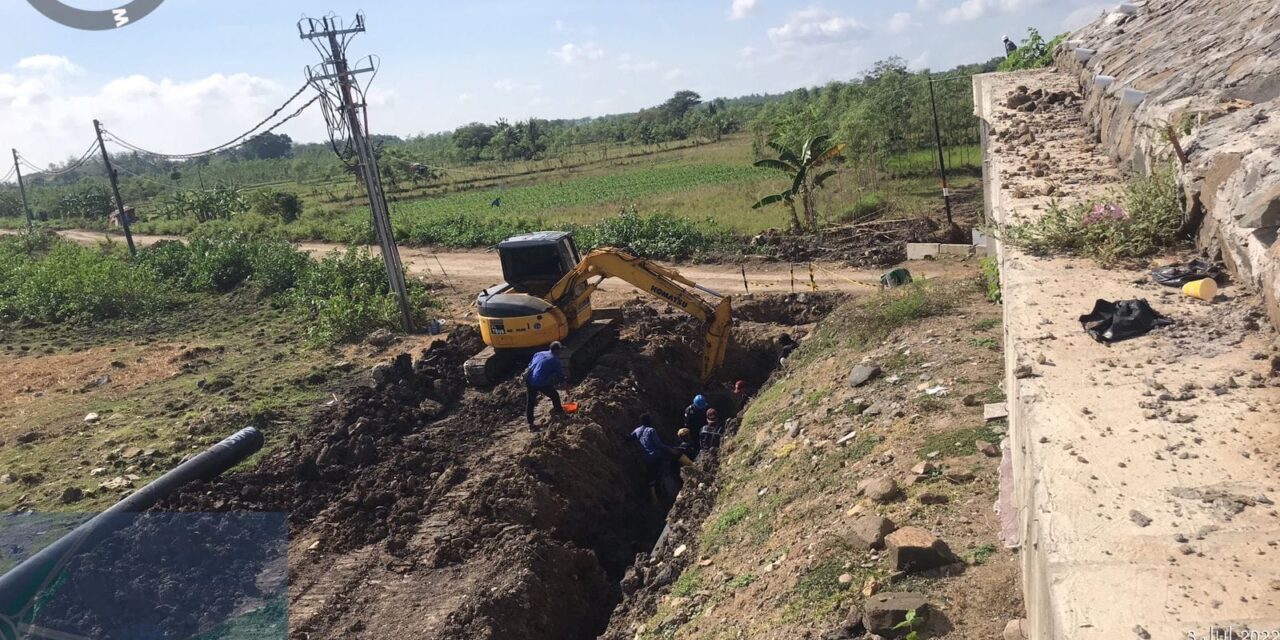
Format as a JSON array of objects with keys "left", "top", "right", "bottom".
[
  {"left": 562, "top": 402, "right": 580, "bottom": 414},
  {"left": 1182, "top": 278, "right": 1218, "bottom": 301}
]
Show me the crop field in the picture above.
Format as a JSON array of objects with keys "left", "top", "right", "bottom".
[{"left": 264, "top": 136, "right": 984, "bottom": 248}]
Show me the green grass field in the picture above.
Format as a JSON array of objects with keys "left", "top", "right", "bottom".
[{"left": 8, "top": 135, "right": 982, "bottom": 250}]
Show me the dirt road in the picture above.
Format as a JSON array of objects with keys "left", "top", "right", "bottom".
[{"left": 38, "top": 229, "right": 956, "bottom": 302}]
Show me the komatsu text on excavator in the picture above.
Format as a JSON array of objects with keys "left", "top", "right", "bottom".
[{"left": 464, "top": 231, "right": 732, "bottom": 386}]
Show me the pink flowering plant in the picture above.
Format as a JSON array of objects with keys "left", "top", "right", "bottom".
[{"left": 1004, "top": 170, "right": 1183, "bottom": 266}]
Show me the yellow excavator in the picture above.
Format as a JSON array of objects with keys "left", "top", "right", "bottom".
[{"left": 464, "top": 231, "right": 732, "bottom": 386}]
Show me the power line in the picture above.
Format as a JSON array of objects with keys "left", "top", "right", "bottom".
[
  {"left": 17, "top": 139, "right": 101, "bottom": 179},
  {"left": 99, "top": 86, "right": 318, "bottom": 161}
]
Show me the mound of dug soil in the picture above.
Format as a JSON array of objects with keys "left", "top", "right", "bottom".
[
  {"left": 158, "top": 308, "right": 795, "bottom": 640},
  {"left": 750, "top": 217, "right": 942, "bottom": 266},
  {"left": 165, "top": 331, "right": 476, "bottom": 555}
]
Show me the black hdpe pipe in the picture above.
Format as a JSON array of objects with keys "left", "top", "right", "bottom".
[{"left": 0, "top": 427, "right": 263, "bottom": 640}]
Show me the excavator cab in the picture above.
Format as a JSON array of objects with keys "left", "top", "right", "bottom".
[{"left": 498, "top": 231, "right": 581, "bottom": 297}]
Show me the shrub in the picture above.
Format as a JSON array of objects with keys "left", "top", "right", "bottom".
[
  {"left": 980, "top": 256, "right": 1002, "bottom": 303},
  {"left": 248, "top": 189, "right": 304, "bottom": 224},
  {"left": 999, "top": 28, "right": 1069, "bottom": 71},
  {"left": 575, "top": 209, "right": 728, "bottom": 260},
  {"left": 137, "top": 240, "right": 193, "bottom": 285},
  {"left": 250, "top": 239, "right": 310, "bottom": 296},
  {"left": 155, "top": 186, "right": 247, "bottom": 223},
  {"left": 185, "top": 224, "right": 258, "bottom": 292},
  {"left": 1004, "top": 170, "right": 1183, "bottom": 265},
  {"left": 287, "top": 247, "right": 434, "bottom": 345},
  {"left": 401, "top": 211, "right": 544, "bottom": 247},
  {"left": 0, "top": 241, "right": 174, "bottom": 324}
]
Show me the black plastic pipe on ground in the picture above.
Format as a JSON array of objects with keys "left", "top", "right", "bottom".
[{"left": 0, "top": 427, "right": 264, "bottom": 638}]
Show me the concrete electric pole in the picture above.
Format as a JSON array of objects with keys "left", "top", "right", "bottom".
[{"left": 300, "top": 13, "right": 414, "bottom": 333}]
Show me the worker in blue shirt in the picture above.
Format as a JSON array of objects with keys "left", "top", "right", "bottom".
[
  {"left": 525, "top": 341, "right": 566, "bottom": 430},
  {"left": 628, "top": 413, "right": 680, "bottom": 502}
]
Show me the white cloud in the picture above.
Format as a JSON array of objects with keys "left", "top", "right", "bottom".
[
  {"left": 729, "top": 0, "right": 759, "bottom": 20},
  {"left": 0, "top": 60, "right": 323, "bottom": 167},
  {"left": 767, "top": 7, "right": 869, "bottom": 44},
  {"left": 552, "top": 19, "right": 565, "bottom": 32},
  {"left": 887, "top": 12, "right": 920, "bottom": 33},
  {"left": 492, "top": 78, "right": 542, "bottom": 93},
  {"left": 910, "top": 50, "right": 932, "bottom": 70},
  {"left": 15, "top": 55, "right": 82, "bottom": 76},
  {"left": 941, "top": 0, "right": 1046, "bottom": 23},
  {"left": 1062, "top": 3, "right": 1108, "bottom": 29},
  {"left": 738, "top": 46, "right": 757, "bottom": 58},
  {"left": 663, "top": 68, "right": 685, "bottom": 81},
  {"left": 916, "top": 0, "right": 939, "bottom": 10},
  {"left": 617, "top": 55, "right": 660, "bottom": 73},
  {"left": 550, "top": 42, "right": 605, "bottom": 65},
  {"left": 457, "top": 92, "right": 476, "bottom": 103}
]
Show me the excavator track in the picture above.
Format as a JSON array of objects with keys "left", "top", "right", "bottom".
[{"left": 464, "top": 314, "right": 620, "bottom": 387}]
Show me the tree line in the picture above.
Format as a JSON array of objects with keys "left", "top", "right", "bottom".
[{"left": 1, "top": 40, "right": 1052, "bottom": 227}]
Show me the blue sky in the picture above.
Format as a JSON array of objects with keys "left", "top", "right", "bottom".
[{"left": 0, "top": 0, "right": 1110, "bottom": 164}]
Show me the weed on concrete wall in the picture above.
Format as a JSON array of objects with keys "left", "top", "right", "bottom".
[{"left": 1004, "top": 169, "right": 1182, "bottom": 265}]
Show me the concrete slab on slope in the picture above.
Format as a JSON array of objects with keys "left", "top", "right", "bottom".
[{"left": 976, "top": 69, "right": 1280, "bottom": 640}]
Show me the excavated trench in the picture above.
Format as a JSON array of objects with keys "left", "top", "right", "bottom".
[{"left": 152, "top": 292, "right": 845, "bottom": 640}]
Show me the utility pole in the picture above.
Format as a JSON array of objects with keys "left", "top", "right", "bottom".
[
  {"left": 11, "top": 150, "right": 33, "bottom": 229},
  {"left": 301, "top": 14, "right": 414, "bottom": 332},
  {"left": 93, "top": 120, "right": 137, "bottom": 257},
  {"left": 927, "top": 77, "right": 954, "bottom": 226}
]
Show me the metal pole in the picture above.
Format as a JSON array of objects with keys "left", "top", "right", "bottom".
[
  {"left": 927, "top": 77, "right": 954, "bottom": 225},
  {"left": 11, "top": 150, "right": 32, "bottom": 229},
  {"left": 93, "top": 120, "right": 136, "bottom": 257},
  {"left": 323, "top": 26, "right": 414, "bottom": 333}
]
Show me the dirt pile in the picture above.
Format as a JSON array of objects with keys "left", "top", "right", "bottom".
[
  {"left": 160, "top": 305, "right": 798, "bottom": 639},
  {"left": 750, "top": 217, "right": 942, "bottom": 266},
  {"left": 165, "top": 330, "right": 477, "bottom": 555}
]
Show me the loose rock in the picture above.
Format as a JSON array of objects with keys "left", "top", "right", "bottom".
[
  {"left": 884, "top": 526, "right": 960, "bottom": 572},
  {"left": 977, "top": 440, "right": 1000, "bottom": 457},
  {"left": 861, "top": 477, "right": 902, "bottom": 504},
  {"left": 850, "top": 515, "right": 898, "bottom": 550},
  {"left": 862, "top": 592, "right": 930, "bottom": 636},
  {"left": 848, "top": 364, "right": 882, "bottom": 388}
]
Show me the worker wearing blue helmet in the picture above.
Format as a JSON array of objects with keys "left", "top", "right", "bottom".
[{"left": 683, "top": 394, "right": 710, "bottom": 454}]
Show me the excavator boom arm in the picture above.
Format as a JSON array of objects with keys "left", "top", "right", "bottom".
[{"left": 548, "top": 248, "right": 732, "bottom": 382}]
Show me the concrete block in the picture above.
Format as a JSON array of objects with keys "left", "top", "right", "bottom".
[
  {"left": 984, "top": 403, "right": 1009, "bottom": 421},
  {"left": 906, "top": 243, "right": 940, "bottom": 260},
  {"left": 939, "top": 243, "right": 976, "bottom": 257}
]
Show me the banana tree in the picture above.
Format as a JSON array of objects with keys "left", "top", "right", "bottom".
[{"left": 751, "top": 135, "right": 845, "bottom": 233}]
